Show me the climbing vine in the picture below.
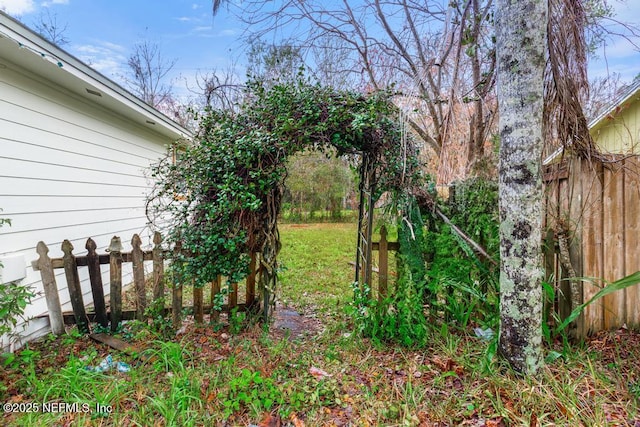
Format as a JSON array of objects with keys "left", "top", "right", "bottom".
[{"left": 147, "top": 79, "right": 422, "bottom": 319}]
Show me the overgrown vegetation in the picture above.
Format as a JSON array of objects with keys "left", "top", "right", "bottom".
[
  {"left": 424, "top": 179, "right": 500, "bottom": 330},
  {"left": 147, "top": 77, "right": 422, "bottom": 319},
  {"left": 1, "top": 223, "right": 639, "bottom": 426},
  {"left": 349, "top": 179, "right": 500, "bottom": 347}
]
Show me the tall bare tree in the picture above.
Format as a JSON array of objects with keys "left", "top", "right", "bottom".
[
  {"left": 495, "top": 0, "right": 547, "bottom": 375},
  {"left": 193, "top": 67, "right": 244, "bottom": 112},
  {"left": 33, "top": 9, "right": 69, "bottom": 46},
  {"left": 125, "top": 40, "right": 177, "bottom": 109},
  {"left": 246, "top": 39, "right": 305, "bottom": 84},
  {"left": 230, "top": 0, "right": 497, "bottom": 183}
]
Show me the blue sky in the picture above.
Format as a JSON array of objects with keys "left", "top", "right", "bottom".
[
  {"left": 1, "top": 0, "right": 639, "bottom": 100},
  {"left": 0, "top": 0, "right": 246, "bottom": 99},
  {"left": 589, "top": 1, "right": 640, "bottom": 81}
]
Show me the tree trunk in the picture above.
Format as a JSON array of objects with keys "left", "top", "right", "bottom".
[{"left": 496, "top": 0, "right": 547, "bottom": 375}]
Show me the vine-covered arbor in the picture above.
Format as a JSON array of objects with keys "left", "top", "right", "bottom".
[{"left": 148, "top": 80, "right": 425, "bottom": 320}]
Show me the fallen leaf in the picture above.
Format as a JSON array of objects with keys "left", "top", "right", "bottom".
[
  {"left": 290, "top": 413, "right": 305, "bottom": 427},
  {"left": 258, "top": 413, "right": 281, "bottom": 427}
]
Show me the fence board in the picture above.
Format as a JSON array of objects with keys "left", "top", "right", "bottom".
[
  {"left": 211, "top": 276, "right": 221, "bottom": 321},
  {"left": 602, "top": 163, "right": 626, "bottom": 329},
  {"left": 543, "top": 164, "right": 563, "bottom": 324},
  {"left": 193, "top": 287, "right": 204, "bottom": 323},
  {"left": 172, "top": 242, "right": 183, "bottom": 329},
  {"left": 131, "top": 234, "right": 147, "bottom": 321},
  {"left": 229, "top": 282, "right": 238, "bottom": 311},
  {"left": 86, "top": 238, "right": 108, "bottom": 328},
  {"left": 62, "top": 240, "right": 90, "bottom": 333},
  {"left": 557, "top": 175, "right": 572, "bottom": 322},
  {"left": 581, "top": 161, "right": 604, "bottom": 334},
  {"left": 625, "top": 158, "right": 640, "bottom": 327},
  {"left": 246, "top": 253, "right": 257, "bottom": 308},
  {"left": 378, "top": 226, "right": 389, "bottom": 301},
  {"left": 35, "top": 241, "right": 65, "bottom": 335},
  {"left": 109, "top": 236, "right": 123, "bottom": 332},
  {"left": 152, "top": 232, "right": 164, "bottom": 301},
  {"left": 568, "top": 158, "right": 584, "bottom": 336}
]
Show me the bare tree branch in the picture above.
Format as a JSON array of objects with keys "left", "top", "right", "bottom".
[{"left": 125, "top": 40, "right": 177, "bottom": 109}]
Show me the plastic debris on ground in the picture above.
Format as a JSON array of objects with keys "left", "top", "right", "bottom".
[
  {"left": 86, "top": 354, "right": 131, "bottom": 373},
  {"left": 309, "top": 366, "right": 332, "bottom": 380},
  {"left": 473, "top": 327, "right": 495, "bottom": 341}
]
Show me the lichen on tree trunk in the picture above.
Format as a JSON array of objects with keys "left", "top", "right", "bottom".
[{"left": 496, "top": 0, "right": 547, "bottom": 375}]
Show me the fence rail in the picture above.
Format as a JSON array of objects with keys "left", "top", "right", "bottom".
[{"left": 32, "top": 232, "right": 256, "bottom": 335}]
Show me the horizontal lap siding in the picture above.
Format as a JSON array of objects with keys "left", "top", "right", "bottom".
[{"left": 0, "top": 62, "right": 170, "bottom": 349}]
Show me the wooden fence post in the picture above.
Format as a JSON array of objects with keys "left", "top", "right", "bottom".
[
  {"left": 378, "top": 226, "right": 389, "bottom": 301},
  {"left": 131, "top": 234, "right": 147, "bottom": 321},
  {"left": 35, "top": 242, "right": 65, "bottom": 335},
  {"left": 246, "top": 253, "right": 257, "bottom": 308},
  {"left": 152, "top": 232, "right": 164, "bottom": 301},
  {"left": 194, "top": 286, "right": 204, "bottom": 323},
  {"left": 210, "top": 275, "right": 221, "bottom": 322},
  {"left": 86, "top": 238, "right": 108, "bottom": 328},
  {"left": 109, "top": 236, "right": 123, "bottom": 332},
  {"left": 61, "top": 240, "right": 90, "bottom": 333},
  {"left": 229, "top": 282, "right": 238, "bottom": 312},
  {"left": 172, "top": 241, "right": 183, "bottom": 329}
]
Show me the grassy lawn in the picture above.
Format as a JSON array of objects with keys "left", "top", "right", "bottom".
[
  {"left": 278, "top": 223, "right": 357, "bottom": 312},
  {"left": 1, "top": 223, "right": 639, "bottom": 426}
]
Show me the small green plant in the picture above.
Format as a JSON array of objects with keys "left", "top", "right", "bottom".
[
  {"left": 228, "top": 307, "right": 246, "bottom": 335},
  {"left": 60, "top": 327, "right": 83, "bottom": 346},
  {"left": 92, "top": 323, "right": 110, "bottom": 334},
  {"left": 222, "top": 368, "right": 284, "bottom": 419},
  {"left": 348, "top": 264, "right": 428, "bottom": 347},
  {"left": 629, "top": 381, "right": 640, "bottom": 400},
  {"left": 11, "top": 345, "right": 41, "bottom": 389},
  {"left": 0, "top": 281, "right": 35, "bottom": 337},
  {"left": 145, "top": 296, "right": 174, "bottom": 339},
  {"left": 147, "top": 373, "right": 201, "bottom": 425},
  {"left": 144, "top": 340, "right": 192, "bottom": 373}
]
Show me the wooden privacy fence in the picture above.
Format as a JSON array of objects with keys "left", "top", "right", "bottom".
[
  {"left": 544, "top": 155, "right": 640, "bottom": 337},
  {"left": 33, "top": 232, "right": 258, "bottom": 335}
]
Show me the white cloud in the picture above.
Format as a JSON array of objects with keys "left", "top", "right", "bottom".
[
  {"left": 611, "top": 1, "right": 640, "bottom": 21},
  {"left": 0, "top": 0, "right": 36, "bottom": 15},
  {"left": 187, "top": 25, "right": 239, "bottom": 38},
  {"left": 219, "top": 29, "right": 237, "bottom": 37},
  {"left": 600, "top": 37, "right": 639, "bottom": 60},
  {"left": 193, "top": 25, "right": 212, "bottom": 33},
  {"left": 73, "top": 41, "right": 128, "bottom": 81},
  {"left": 41, "top": 0, "right": 69, "bottom": 6}
]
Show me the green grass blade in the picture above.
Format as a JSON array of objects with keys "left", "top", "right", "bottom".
[{"left": 555, "top": 270, "right": 640, "bottom": 333}]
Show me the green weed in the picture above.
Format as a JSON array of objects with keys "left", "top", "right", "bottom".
[{"left": 222, "top": 368, "right": 283, "bottom": 419}]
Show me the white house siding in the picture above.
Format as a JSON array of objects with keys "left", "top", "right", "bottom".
[{"left": 0, "top": 59, "right": 172, "bottom": 350}]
